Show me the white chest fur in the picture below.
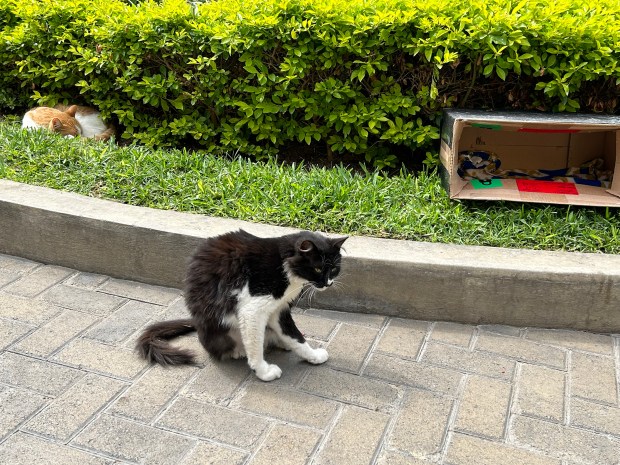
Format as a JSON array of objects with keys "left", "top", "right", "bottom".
[{"left": 230, "top": 272, "right": 307, "bottom": 324}]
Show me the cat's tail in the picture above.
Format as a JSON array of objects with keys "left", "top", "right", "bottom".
[{"left": 136, "top": 318, "right": 198, "bottom": 366}]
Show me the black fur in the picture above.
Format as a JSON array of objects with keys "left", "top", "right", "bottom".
[
  {"left": 279, "top": 309, "right": 305, "bottom": 343},
  {"left": 136, "top": 229, "right": 346, "bottom": 365},
  {"left": 136, "top": 319, "right": 197, "bottom": 366}
]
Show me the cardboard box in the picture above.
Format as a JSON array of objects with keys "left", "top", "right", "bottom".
[{"left": 439, "top": 109, "right": 620, "bottom": 206}]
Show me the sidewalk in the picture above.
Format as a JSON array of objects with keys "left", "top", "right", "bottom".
[{"left": 1, "top": 253, "right": 619, "bottom": 465}]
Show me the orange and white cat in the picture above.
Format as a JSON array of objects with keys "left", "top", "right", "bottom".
[{"left": 22, "top": 105, "right": 115, "bottom": 141}]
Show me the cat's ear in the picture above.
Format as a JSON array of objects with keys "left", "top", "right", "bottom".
[
  {"left": 331, "top": 236, "right": 348, "bottom": 249},
  {"left": 65, "top": 105, "right": 78, "bottom": 117},
  {"left": 298, "top": 240, "right": 315, "bottom": 254},
  {"left": 49, "top": 118, "right": 63, "bottom": 132}
]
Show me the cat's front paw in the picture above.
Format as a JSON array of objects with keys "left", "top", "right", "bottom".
[
  {"left": 254, "top": 362, "right": 282, "bottom": 382},
  {"left": 307, "top": 348, "right": 329, "bottom": 365}
]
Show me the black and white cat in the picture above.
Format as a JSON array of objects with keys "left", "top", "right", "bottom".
[{"left": 137, "top": 229, "right": 347, "bottom": 381}]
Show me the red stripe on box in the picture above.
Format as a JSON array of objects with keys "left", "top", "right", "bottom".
[
  {"left": 517, "top": 128, "right": 580, "bottom": 134},
  {"left": 516, "top": 179, "right": 579, "bottom": 195}
]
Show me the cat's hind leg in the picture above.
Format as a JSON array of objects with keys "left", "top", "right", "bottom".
[
  {"left": 228, "top": 327, "right": 246, "bottom": 359},
  {"left": 197, "top": 326, "right": 236, "bottom": 361},
  {"left": 268, "top": 309, "right": 328, "bottom": 365}
]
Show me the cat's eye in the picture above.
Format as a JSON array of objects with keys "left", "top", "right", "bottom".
[
  {"left": 314, "top": 267, "right": 322, "bottom": 273},
  {"left": 331, "top": 267, "right": 338, "bottom": 274}
]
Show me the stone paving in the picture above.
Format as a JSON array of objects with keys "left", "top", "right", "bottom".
[{"left": 1, "top": 253, "right": 620, "bottom": 465}]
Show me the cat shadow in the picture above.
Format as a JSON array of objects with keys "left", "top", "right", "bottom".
[{"left": 171, "top": 333, "right": 323, "bottom": 385}]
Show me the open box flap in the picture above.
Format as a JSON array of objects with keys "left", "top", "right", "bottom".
[
  {"left": 457, "top": 180, "right": 620, "bottom": 206},
  {"left": 606, "top": 131, "right": 620, "bottom": 200},
  {"left": 448, "top": 120, "right": 469, "bottom": 198},
  {"left": 444, "top": 109, "right": 620, "bottom": 128}
]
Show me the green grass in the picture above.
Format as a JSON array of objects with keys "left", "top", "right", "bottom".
[{"left": 1, "top": 121, "right": 619, "bottom": 253}]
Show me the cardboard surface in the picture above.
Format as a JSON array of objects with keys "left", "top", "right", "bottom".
[{"left": 440, "top": 110, "right": 620, "bottom": 207}]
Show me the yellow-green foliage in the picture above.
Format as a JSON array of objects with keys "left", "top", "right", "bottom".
[{"left": 2, "top": 0, "right": 620, "bottom": 165}]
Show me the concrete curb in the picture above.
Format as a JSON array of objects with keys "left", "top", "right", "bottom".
[{"left": 1, "top": 179, "right": 619, "bottom": 332}]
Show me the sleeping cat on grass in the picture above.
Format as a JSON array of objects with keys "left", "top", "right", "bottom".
[
  {"left": 137, "top": 229, "right": 347, "bottom": 381},
  {"left": 22, "top": 104, "right": 115, "bottom": 141}
]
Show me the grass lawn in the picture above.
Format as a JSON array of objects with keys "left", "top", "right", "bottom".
[{"left": 1, "top": 120, "right": 619, "bottom": 253}]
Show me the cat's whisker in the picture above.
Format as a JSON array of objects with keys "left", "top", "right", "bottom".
[
  {"left": 299, "top": 284, "right": 320, "bottom": 308},
  {"left": 299, "top": 284, "right": 313, "bottom": 301},
  {"left": 308, "top": 287, "right": 318, "bottom": 308},
  {"left": 335, "top": 269, "right": 351, "bottom": 279},
  {"left": 303, "top": 285, "right": 313, "bottom": 308}
]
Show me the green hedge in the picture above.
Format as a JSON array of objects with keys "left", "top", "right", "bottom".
[{"left": 2, "top": 0, "right": 620, "bottom": 166}]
